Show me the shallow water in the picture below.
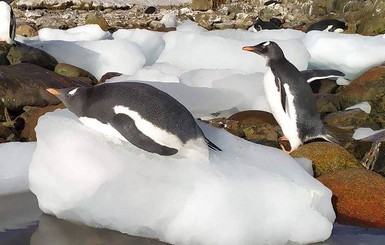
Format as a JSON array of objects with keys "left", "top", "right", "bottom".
[{"left": 1, "top": 191, "right": 385, "bottom": 245}]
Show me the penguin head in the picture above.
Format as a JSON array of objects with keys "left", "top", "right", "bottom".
[
  {"left": 242, "top": 41, "right": 284, "bottom": 60},
  {"left": 47, "top": 87, "right": 86, "bottom": 116}
]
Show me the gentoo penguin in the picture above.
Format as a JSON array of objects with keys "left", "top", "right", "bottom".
[
  {"left": 306, "top": 19, "right": 347, "bottom": 33},
  {"left": 250, "top": 17, "right": 281, "bottom": 32},
  {"left": 242, "top": 41, "right": 339, "bottom": 153},
  {"left": 47, "top": 82, "right": 221, "bottom": 156},
  {"left": 0, "top": 1, "right": 16, "bottom": 44}
]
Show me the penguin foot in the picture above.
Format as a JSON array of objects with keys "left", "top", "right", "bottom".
[{"left": 279, "top": 143, "right": 293, "bottom": 154}]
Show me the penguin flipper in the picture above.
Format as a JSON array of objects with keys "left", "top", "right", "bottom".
[
  {"left": 111, "top": 114, "right": 178, "bottom": 156},
  {"left": 275, "top": 76, "right": 287, "bottom": 113},
  {"left": 301, "top": 69, "right": 345, "bottom": 83},
  {"left": 205, "top": 137, "right": 222, "bottom": 151}
]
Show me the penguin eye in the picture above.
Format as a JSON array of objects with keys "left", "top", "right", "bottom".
[{"left": 65, "top": 93, "right": 71, "bottom": 99}]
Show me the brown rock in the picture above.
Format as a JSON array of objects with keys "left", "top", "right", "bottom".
[
  {"left": 6, "top": 42, "right": 58, "bottom": 71},
  {"left": 191, "top": 0, "right": 224, "bottom": 11},
  {"left": 21, "top": 104, "right": 66, "bottom": 141},
  {"left": 317, "top": 168, "right": 385, "bottom": 229},
  {"left": 55, "top": 63, "right": 98, "bottom": 85},
  {"left": 290, "top": 142, "right": 363, "bottom": 177},
  {"left": 323, "top": 108, "right": 379, "bottom": 130},
  {"left": 315, "top": 93, "right": 341, "bottom": 115},
  {"left": 0, "top": 63, "right": 91, "bottom": 112},
  {"left": 85, "top": 13, "right": 111, "bottom": 31},
  {"left": 16, "top": 24, "right": 38, "bottom": 37},
  {"left": 339, "top": 65, "right": 385, "bottom": 113}
]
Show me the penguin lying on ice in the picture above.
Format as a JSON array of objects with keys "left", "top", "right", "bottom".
[
  {"left": 306, "top": 19, "right": 347, "bottom": 33},
  {"left": 0, "top": 1, "right": 16, "bottom": 44},
  {"left": 242, "top": 41, "right": 339, "bottom": 153},
  {"left": 47, "top": 82, "right": 221, "bottom": 156}
]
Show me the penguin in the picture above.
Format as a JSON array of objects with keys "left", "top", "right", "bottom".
[
  {"left": 46, "top": 82, "right": 221, "bottom": 156},
  {"left": 242, "top": 41, "right": 339, "bottom": 153},
  {"left": 0, "top": 1, "right": 16, "bottom": 44},
  {"left": 250, "top": 17, "right": 281, "bottom": 32},
  {"left": 306, "top": 19, "right": 347, "bottom": 33}
]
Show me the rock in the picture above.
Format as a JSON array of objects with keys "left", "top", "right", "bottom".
[
  {"left": 6, "top": 43, "right": 58, "bottom": 71},
  {"left": 0, "top": 124, "right": 13, "bottom": 142},
  {"left": 315, "top": 93, "right": 341, "bottom": 115},
  {"left": 357, "top": 15, "right": 385, "bottom": 36},
  {"left": 55, "top": 63, "right": 98, "bottom": 85},
  {"left": 339, "top": 65, "right": 385, "bottom": 114},
  {"left": 15, "top": 24, "right": 38, "bottom": 37},
  {"left": 85, "top": 13, "right": 110, "bottom": 31},
  {"left": 290, "top": 142, "right": 363, "bottom": 177},
  {"left": 0, "top": 63, "right": 91, "bottom": 112},
  {"left": 21, "top": 104, "right": 66, "bottom": 141},
  {"left": 144, "top": 6, "right": 156, "bottom": 14},
  {"left": 194, "top": 13, "right": 221, "bottom": 29},
  {"left": 310, "top": 79, "right": 339, "bottom": 94},
  {"left": 372, "top": 113, "right": 385, "bottom": 128},
  {"left": 193, "top": 0, "right": 226, "bottom": 11},
  {"left": 323, "top": 108, "right": 380, "bottom": 130},
  {"left": 99, "top": 72, "right": 122, "bottom": 84},
  {"left": 317, "top": 168, "right": 385, "bottom": 229}
]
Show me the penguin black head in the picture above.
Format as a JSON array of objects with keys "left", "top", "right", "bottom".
[
  {"left": 47, "top": 87, "right": 87, "bottom": 116},
  {"left": 242, "top": 41, "right": 284, "bottom": 60}
]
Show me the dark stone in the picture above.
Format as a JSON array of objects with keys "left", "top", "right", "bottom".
[
  {"left": 6, "top": 42, "right": 58, "bottom": 71},
  {"left": 323, "top": 108, "right": 380, "bottom": 130},
  {"left": 55, "top": 63, "right": 98, "bottom": 85},
  {"left": 0, "top": 63, "right": 91, "bottom": 112},
  {"left": 144, "top": 6, "right": 156, "bottom": 14}
]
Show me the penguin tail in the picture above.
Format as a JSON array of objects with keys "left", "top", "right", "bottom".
[
  {"left": 318, "top": 128, "right": 341, "bottom": 145},
  {"left": 205, "top": 138, "right": 222, "bottom": 151}
]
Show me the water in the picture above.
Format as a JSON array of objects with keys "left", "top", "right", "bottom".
[{"left": 1, "top": 192, "right": 385, "bottom": 245}]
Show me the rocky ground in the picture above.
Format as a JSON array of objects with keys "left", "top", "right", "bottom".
[{"left": 1, "top": 0, "right": 385, "bottom": 234}]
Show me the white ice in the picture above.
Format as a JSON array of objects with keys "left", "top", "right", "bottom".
[
  {"left": 0, "top": 142, "right": 36, "bottom": 196},
  {"left": 38, "top": 24, "right": 110, "bottom": 42},
  {"left": 29, "top": 109, "right": 335, "bottom": 245},
  {"left": 304, "top": 31, "right": 385, "bottom": 80},
  {"left": 345, "top": 101, "right": 371, "bottom": 114}
]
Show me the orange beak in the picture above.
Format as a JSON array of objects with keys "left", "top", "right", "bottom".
[
  {"left": 46, "top": 88, "right": 60, "bottom": 95},
  {"left": 242, "top": 46, "right": 255, "bottom": 51}
]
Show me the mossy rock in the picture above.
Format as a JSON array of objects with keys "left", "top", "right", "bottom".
[{"left": 290, "top": 142, "right": 363, "bottom": 177}]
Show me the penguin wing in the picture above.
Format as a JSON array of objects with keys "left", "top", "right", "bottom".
[
  {"left": 275, "top": 76, "right": 287, "bottom": 113},
  {"left": 111, "top": 113, "right": 178, "bottom": 156},
  {"left": 301, "top": 69, "right": 345, "bottom": 83}
]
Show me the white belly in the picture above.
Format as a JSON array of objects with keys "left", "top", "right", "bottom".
[
  {"left": 0, "top": 2, "right": 12, "bottom": 43},
  {"left": 263, "top": 68, "right": 301, "bottom": 150}
]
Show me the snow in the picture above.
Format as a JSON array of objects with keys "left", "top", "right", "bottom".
[
  {"left": 353, "top": 128, "right": 385, "bottom": 140},
  {"left": 29, "top": 109, "right": 334, "bottom": 245},
  {"left": 345, "top": 101, "right": 371, "bottom": 114},
  {"left": 3, "top": 19, "right": 385, "bottom": 245}
]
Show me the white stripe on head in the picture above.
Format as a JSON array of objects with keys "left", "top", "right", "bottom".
[
  {"left": 68, "top": 88, "right": 79, "bottom": 96},
  {"left": 114, "top": 105, "right": 183, "bottom": 149},
  {"left": 263, "top": 41, "right": 270, "bottom": 46}
]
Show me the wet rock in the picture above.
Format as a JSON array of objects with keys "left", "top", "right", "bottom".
[
  {"left": 316, "top": 93, "right": 341, "bottom": 115},
  {"left": 85, "top": 13, "right": 110, "bottom": 31},
  {"left": 55, "top": 63, "right": 98, "bottom": 85},
  {"left": 99, "top": 72, "right": 122, "bottom": 84},
  {"left": 317, "top": 168, "right": 385, "bottom": 229},
  {"left": 16, "top": 24, "right": 39, "bottom": 37},
  {"left": 6, "top": 43, "right": 58, "bottom": 71},
  {"left": 290, "top": 142, "right": 362, "bottom": 177},
  {"left": 21, "top": 104, "right": 66, "bottom": 141},
  {"left": 323, "top": 108, "right": 380, "bottom": 131},
  {"left": 339, "top": 65, "right": 385, "bottom": 114},
  {"left": 0, "top": 63, "right": 91, "bottom": 112}
]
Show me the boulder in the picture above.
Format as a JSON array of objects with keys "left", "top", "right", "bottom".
[
  {"left": 0, "top": 63, "right": 90, "bottom": 112},
  {"left": 16, "top": 24, "right": 39, "bottom": 37},
  {"left": 323, "top": 108, "right": 380, "bottom": 130},
  {"left": 318, "top": 168, "right": 385, "bottom": 229},
  {"left": 339, "top": 65, "right": 385, "bottom": 114},
  {"left": 85, "top": 13, "right": 111, "bottom": 31},
  {"left": 316, "top": 93, "right": 341, "bottom": 115},
  {"left": 55, "top": 63, "right": 98, "bottom": 85},
  {"left": 290, "top": 142, "right": 363, "bottom": 177},
  {"left": 191, "top": 0, "right": 225, "bottom": 11},
  {"left": 6, "top": 42, "right": 58, "bottom": 71}
]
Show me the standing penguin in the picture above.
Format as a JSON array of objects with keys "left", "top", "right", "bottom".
[
  {"left": 47, "top": 82, "right": 221, "bottom": 156},
  {"left": 0, "top": 1, "right": 16, "bottom": 44},
  {"left": 242, "top": 41, "right": 338, "bottom": 153}
]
